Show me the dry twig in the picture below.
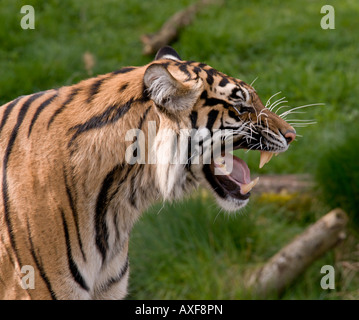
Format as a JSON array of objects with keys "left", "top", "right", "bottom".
[{"left": 141, "top": 0, "right": 219, "bottom": 55}]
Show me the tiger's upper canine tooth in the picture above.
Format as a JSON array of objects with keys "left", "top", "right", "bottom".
[
  {"left": 241, "top": 177, "right": 260, "bottom": 194},
  {"left": 259, "top": 151, "right": 274, "bottom": 168}
]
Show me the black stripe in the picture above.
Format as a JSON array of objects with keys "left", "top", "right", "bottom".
[
  {"left": 103, "top": 164, "right": 136, "bottom": 252},
  {"left": 61, "top": 209, "right": 89, "bottom": 291},
  {"left": 220, "top": 110, "right": 225, "bottom": 127},
  {"left": 228, "top": 109, "right": 240, "bottom": 121},
  {"left": 88, "top": 73, "right": 121, "bottom": 103},
  {"left": 0, "top": 96, "right": 24, "bottom": 135},
  {"left": 129, "top": 170, "right": 139, "bottom": 209},
  {"left": 87, "top": 78, "right": 105, "bottom": 103},
  {"left": 229, "top": 87, "right": 241, "bottom": 101},
  {"left": 206, "top": 110, "right": 219, "bottom": 131},
  {"left": 112, "top": 67, "right": 135, "bottom": 75},
  {"left": 141, "top": 82, "right": 151, "bottom": 102},
  {"left": 179, "top": 64, "right": 191, "bottom": 80},
  {"left": 130, "top": 106, "right": 152, "bottom": 160},
  {"left": 185, "top": 136, "right": 192, "bottom": 170},
  {"left": 192, "top": 66, "right": 201, "bottom": 76},
  {"left": 68, "top": 98, "right": 133, "bottom": 147},
  {"left": 129, "top": 185, "right": 137, "bottom": 208},
  {"left": 218, "top": 77, "right": 229, "bottom": 87},
  {"left": 28, "top": 92, "right": 58, "bottom": 137},
  {"left": 95, "top": 165, "right": 122, "bottom": 262},
  {"left": 185, "top": 136, "right": 197, "bottom": 181},
  {"left": 120, "top": 83, "right": 128, "bottom": 91},
  {"left": 204, "top": 69, "right": 215, "bottom": 86},
  {"left": 2, "top": 92, "right": 44, "bottom": 269},
  {"left": 26, "top": 218, "right": 57, "bottom": 299},
  {"left": 190, "top": 111, "right": 198, "bottom": 129},
  {"left": 103, "top": 256, "right": 129, "bottom": 290},
  {"left": 47, "top": 87, "right": 79, "bottom": 129},
  {"left": 138, "top": 106, "right": 152, "bottom": 130},
  {"left": 200, "top": 90, "right": 231, "bottom": 108},
  {"left": 107, "top": 165, "right": 135, "bottom": 204},
  {"left": 94, "top": 163, "right": 135, "bottom": 261},
  {"left": 64, "top": 170, "right": 86, "bottom": 261},
  {"left": 238, "top": 80, "right": 247, "bottom": 87}
]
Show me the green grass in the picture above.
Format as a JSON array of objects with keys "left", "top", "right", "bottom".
[
  {"left": 315, "top": 128, "right": 359, "bottom": 228},
  {"left": 1, "top": 0, "right": 358, "bottom": 299},
  {"left": 128, "top": 190, "right": 358, "bottom": 300}
]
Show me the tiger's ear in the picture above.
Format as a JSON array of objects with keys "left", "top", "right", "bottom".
[
  {"left": 144, "top": 64, "right": 202, "bottom": 112},
  {"left": 154, "top": 46, "right": 182, "bottom": 61}
]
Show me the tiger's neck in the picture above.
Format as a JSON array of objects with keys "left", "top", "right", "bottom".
[
  {"left": 63, "top": 72, "right": 193, "bottom": 263},
  {"left": 63, "top": 78, "right": 162, "bottom": 262}
]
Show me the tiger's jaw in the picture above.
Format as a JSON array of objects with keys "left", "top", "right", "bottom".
[
  {"left": 200, "top": 129, "right": 294, "bottom": 212},
  {"left": 200, "top": 152, "right": 262, "bottom": 211},
  {"left": 202, "top": 156, "right": 252, "bottom": 211}
]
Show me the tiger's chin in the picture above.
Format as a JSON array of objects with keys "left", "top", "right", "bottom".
[{"left": 213, "top": 195, "right": 249, "bottom": 212}]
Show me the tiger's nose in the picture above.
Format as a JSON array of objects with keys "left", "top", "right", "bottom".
[{"left": 283, "top": 130, "right": 296, "bottom": 144}]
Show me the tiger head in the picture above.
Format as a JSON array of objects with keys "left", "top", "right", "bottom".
[{"left": 143, "top": 46, "right": 296, "bottom": 211}]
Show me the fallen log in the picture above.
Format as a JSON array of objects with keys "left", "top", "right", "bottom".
[
  {"left": 141, "top": 0, "right": 218, "bottom": 55},
  {"left": 247, "top": 208, "right": 348, "bottom": 297}
]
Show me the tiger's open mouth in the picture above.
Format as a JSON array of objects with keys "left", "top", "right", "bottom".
[{"left": 205, "top": 144, "right": 276, "bottom": 201}]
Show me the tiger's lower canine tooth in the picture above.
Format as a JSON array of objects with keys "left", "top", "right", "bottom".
[
  {"left": 241, "top": 177, "right": 260, "bottom": 194},
  {"left": 259, "top": 151, "right": 274, "bottom": 168}
]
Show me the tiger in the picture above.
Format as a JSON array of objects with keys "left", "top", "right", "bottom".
[{"left": 0, "top": 46, "right": 296, "bottom": 300}]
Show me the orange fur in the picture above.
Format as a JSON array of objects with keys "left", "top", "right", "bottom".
[{"left": 0, "top": 47, "right": 295, "bottom": 299}]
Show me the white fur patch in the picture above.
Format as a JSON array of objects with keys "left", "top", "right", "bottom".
[
  {"left": 160, "top": 54, "right": 180, "bottom": 61},
  {"left": 153, "top": 128, "right": 191, "bottom": 200}
]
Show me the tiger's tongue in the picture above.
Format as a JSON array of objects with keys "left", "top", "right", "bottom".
[{"left": 214, "top": 153, "right": 259, "bottom": 195}]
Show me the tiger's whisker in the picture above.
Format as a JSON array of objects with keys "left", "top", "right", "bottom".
[
  {"left": 250, "top": 76, "right": 259, "bottom": 87},
  {"left": 279, "top": 103, "right": 325, "bottom": 118},
  {"left": 265, "top": 91, "right": 282, "bottom": 108}
]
